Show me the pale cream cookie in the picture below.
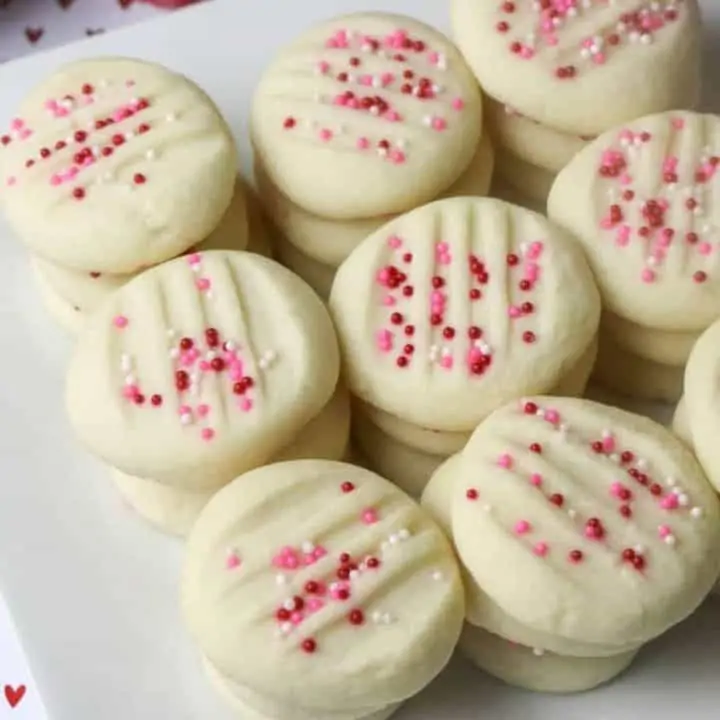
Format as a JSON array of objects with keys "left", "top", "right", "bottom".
[
  {"left": 593, "top": 333, "right": 684, "bottom": 403},
  {"left": 329, "top": 197, "right": 600, "bottom": 433},
  {"left": 459, "top": 623, "right": 638, "bottom": 694},
  {"left": 486, "top": 98, "right": 592, "bottom": 174},
  {"left": 352, "top": 407, "right": 444, "bottom": 498},
  {"left": 549, "top": 112, "right": 720, "bottom": 332},
  {"left": 672, "top": 396, "right": 692, "bottom": 446},
  {"left": 112, "top": 387, "right": 351, "bottom": 536},
  {"left": 451, "top": 0, "right": 701, "bottom": 136},
  {"left": 601, "top": 311, "right": 699, "bottom": 366},
  {"left": 448, "top": 397, "right": 720, "bottom": 654},
  {"left": 31, "top": 256, "right": 84, "bottom": 335},
  {"left": 495, "top": 148, "right": 556, "bottom": 203},
  {"left": 181, "top": 460, "right": 465, "bottom": 720},
  {"left": 0, "top": 57, "right": 237, "bottom": 273},
  {"left": 254, "top": 132, "right": 494, "bottom": 267},
  {"left": 66, "top": 251, "right": 340, "bottom": 493},
  {"left": 251, "top": 13, "right": 483, "bottom": 219},
  {"left": 34, "top": 178, "right": 250, "bottom": 314}
]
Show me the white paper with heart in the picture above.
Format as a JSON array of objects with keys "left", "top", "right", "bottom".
[{"left": 0, "top": 593, "right": 48, "bottom": 718}]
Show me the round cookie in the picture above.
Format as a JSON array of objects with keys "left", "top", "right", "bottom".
[
  {"left": 549, "top": 111, "right": 720, "bottom": 332},
  {"left": 486, "top": 99, "right": 591, "bottom": 174},
  {"left": 681, "top": 318, "right": 720, "bottom": 493},
  {"left": 495, "top": 148, "right": 556, "bottom": 203},
  {"left": 34, "top": 178, "right": 250, "bottom": 313},
  {"left": 452, "top": 397, "right": 720, "bottom": 653},
  {"left": 255, "top": 132, "right": 495, "bottom": 268},
  {"left": 593, "top": 333, "right": 684, "bottom": 402},
  {"left": 459, "top": 623, "right": 637, "bottom": 694},
  {"left": 672, "top": 397, "right": 692, "bottom": 446},
  {"left": 601, "top": 311, "right": 699, "bottom": 366},
  {"left": 357, "top": 336, "right": 598, "bottom": 457},
  {"left": 274, "top": 234, "right": 336, "bottom": 301},
  {"left": 66, "top": 250, "right": 340, "bottom": 492},
  {"left": 329, "top": 197, "right": 601, "bottom": 433},
  {"left": 113, "top": 387, "right": 351, "bottom": 536},
  {"left": 451, "top": 0, "right": 702, "bottom": 136},
  {"left": 352, "top": 408, "right": 444, "bottom": 498},
  {"left": 0, "top": 57, "right": 237, "bottom": 273},
  {"left": 181, "top": 460, "right": 465, "bottom": 719},
  {"left": 251, "top": 13, "right": 483, "bottom": 219},
  {"left": 32, "top": 256, "right": 84, "bottom": 335}
]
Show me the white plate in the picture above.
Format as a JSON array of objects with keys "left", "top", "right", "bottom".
[{"left": 0, "top": 1, "right": 719, "bottom": 718}]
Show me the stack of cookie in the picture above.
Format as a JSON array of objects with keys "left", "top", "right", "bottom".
[
  {"left": 329, "top": 196, "right": 601, "bottom": 497},
  {"left": 549, "top": 111, "right": 720, "bottom": 401},
  {"left": 65, "top": 250, "right": 348, "bottom": 536},
  {"left": 0, "top": 57, "right": 260, "bottom": 334},
  {"left": 251, "top": 12, "right": 493, "bottom": 300},
  {"left": 423, "top": 397, "right": 720, "bottom": 693},
  {"left": 450, "top": 0, "right": 703, "bottom": 209}
]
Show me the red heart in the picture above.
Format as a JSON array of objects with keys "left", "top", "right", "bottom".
[
  {"left": 117, "top": 0, "right": 134, "bottom": 8},
  {"left": 25, "top": 27, "right": 44, "bottom": 44},
  {"left": 4, "top": 685, "right": 26, "bottom": 709},
  {"left": 57, "top": 0, "right": 74, "bottom": 8}
]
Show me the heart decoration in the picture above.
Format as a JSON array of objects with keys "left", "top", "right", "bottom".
[
  {"left": 24, "top": 27, "right": 44, "bottom": 45},
  {"left": 4, "top": 685, "right": 26, "bottom": 709}
]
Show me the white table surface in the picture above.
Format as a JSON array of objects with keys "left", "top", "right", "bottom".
[{"left": 1, "top": 1, "right": 719, "bottom": 718}]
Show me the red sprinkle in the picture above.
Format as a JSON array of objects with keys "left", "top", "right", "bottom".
[
  {"left": 301, "top": 639, "right": 317, "bottom": 654},
  {"left": 348, "top": 609, "right": 365, "bottom": 625},
  {"left": 341, "top": 481, "right": 355, "bottom": 494},
  {"left": 466, "top": 488, "right": 479, "bottom": 500}
]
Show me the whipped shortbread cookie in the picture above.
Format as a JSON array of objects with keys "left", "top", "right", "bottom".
[
  {"left": 423, "top": 397, "right": 720, "bottom": 661},
  {"left": 459, "top": 624, "right": 637, "bottom": 694},
  {"left": 495, "top": 148, "right": 556, "bottom": 203},
  {"left": 112, "top": 387, "right": 351, "bottom": 536},
  {"left": 330, "top": 197, "right": 600, "bottom": 434},
  {"left": 182, "top": 460, "right": 465, "bottom": 720},
  {"left": 255, "top": 132, "right": 494, "bottom": 268},
  {"left": 486, "top": 99, "right": 591, "bottom": 174},
  {"left": 601, "top": 311, "right": 699, "bottom": 366},
  {"left": 593, "top": 334, "right": 684, "bottom": 403},
  {"left": 32, "top": 258, "right": 84, "bottom": 335},
  {"left": 452, "top": 0, "right": 701, "bottom": 136},
  {"left": 549, "top": 112, "right": 720, "bottom": 332},
  {"left": 34, "top": 178, "right": 250, "bottom": 314},
  {"left": 66, "top": 251, "right": 340, "bottom": 498},
  {"left": 677, "top": 318, "right": 720, "bottom": 492},
  {"left": 251, "top": 13, "right": 483, "bottom": 219},
  {"left": 0, "top": 57, "right": 237, "bottom": 273}
]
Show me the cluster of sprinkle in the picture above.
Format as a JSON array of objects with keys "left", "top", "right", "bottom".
[
  {"left": 467, "top": 400, "right": 705, "bottom": 572},
  {"left": 374, "top": 234, "right": 543, "bottom": 373},
  {"left": 115, "top": 254, "right": 278, "bottom": 443},
  {"left": 225, "top": 480, "right": 428, "bottom": 655},
  {"left": 496, "top": 0, "right": 683, "bottom": 79},
  {"left": 281, "top": 27, "right": 467, "bottom": 164},
  {"left": 596, "top": 117, "right": 718, "bottom": 284},
  {"left": 0, "top": 77, "right": 176, "bottom": 200}
]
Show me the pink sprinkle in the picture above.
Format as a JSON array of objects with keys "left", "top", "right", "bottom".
[
  {"left": 658, "top": 525, "right": 672, "bottom": 539},
  {"left": 452, "top": 98, "right": 465, "bottom": 111},
  {"left": 239, "top": 398, "right": 253, "bottom": 413},
  {"left": 187, "top": 253, "right": 202, "bottom": 266},
  {"left": 436, "top": 242, "right": 449, "bottom": 253},
  {"left": 428, "top": 51, "right": 440, "bottom": 65},
  {"left": 699, "top": 242, "right": 713, "bottom": 255},
  {"left": 44, "top": 100, "right": 58, "bottom": 111},
  {"left": 290, "top": 612, "right": 304, "bottom": 626},
  {"left": 319, "top": 128, "right": 334, "bottom": 142},
  {"left": 439, "top": 253, "right": 452, "bottom": 265},
  {"left": 610, "top": 482, "right": 623, "bottom": 498},
  {"left": 641, "top": 268, "right": 656, "bottom": 284},
  {"left": 616, "top": 225, "right": 631, "bottom": 246},
  {"left": 533, "top": 542, "right": 549, "bottom": 557},
  {"left": 381, "top": 72, "right": 395, "bottom": 86},
  {"left": 527, "top": 241, "right": 544, "bottom": 260},
  {"left": 497, "top": 453, "right": 513, "bottom": 469},
  {"left": 524, "top": 263, "right": 539, "bottom": 282},
  {"left": 388, "top": 235, "right": 403, "bottom": 249},
  {"left": 197, "top": 404, "right": 210, "bottom": 418},
  {"left": 122, "top": 384, "right": 140, "bottom": 400},
  {"left": 592, "top": 52, "right": 607, "bottom": 65},
  {"left": 508, "top": 306, "right": 522, "bottom": 319},
  {"left": 431, "top": 117, "right": 448, "bottom": 132},
  {"left": 602, "top": 435, "right": 616, "bottom": 452},
  {"left": 619, "top": 173, "right": 632, "bottom": 186},
  {"left": 520, "top": 47, "right": 535, "bottom": 59},
  {"left": 10, "top": 118, "right": 23, "bottom": 131},
  {"left": 385, "top": 111, "right": 401, "bottom": 122},
  {"left": 50, "top": 174, "right": 62, "bottom": 186},
  {"left": 515, "top": 520, "right": 531, "bottom": 535},
  {"left": 546, "top": 34, "right": 559, "bottom": 46},
  {"left": 359, "top": 75, "right": 373, "bottom": 87},
  {"left": 362, "top": 508, "right": 379, "bottom": 525},
  {"left": 6, "top": 176, "right": 16, "bottom": 187},
  {"left": 313, "top": 546, "right": 327, "bottom": 560},
  {"left": 307, "top": 598, "right": 325, "bottom": 613},
  {"left": 661, "top": 494, "right": 679, "bottom": 510},
  {"left": 390, "top": 150, "right": 406, "bottom": 164},
  {"left": 226, "top": 553, "right": 241, "bottom": 570},
  {"left": 201, "top": 428, "right": 215, "bottom": 442},
  {"left": 440, "top": 356, "right": 454, "bottom": 370},
  {"left": 113, "top": 315, "right": 129, "bottom": 329},
  {"left": 672, "top": 117, "right": 686, "bottom": 130},
  {"left": 317, "top": 61, "right": 330, "bottom": 75},
  {"left": 196, "top": 278, "right": 211, "bottom": 292},
  {"left": 530, "top": 473, "right": 543, "bottom": 487},
  {"left": 382, "top": 295, "right": 397, "bottom": 307},
  {"left": 199, "top": 361, "right": 210, "bottom": 372},
  {"left": 544, "top": 409, "right": 560, "bottom": 425},
  {"left": 178, "top": 405, "right": 192, "bottom": 416},
  {"left": 303, "top": 553, "right": 317, "bottom": 566},
  {"left": 126, "top": 80, "right": 136, "bottom": 88},
  {"left": 357, "top": 137, "right": 370, "bottom": 150},
  {"left": 19, "top": 128, "right": 32, "bottom": 140}
]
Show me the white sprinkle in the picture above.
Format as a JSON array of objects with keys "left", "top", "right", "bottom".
[
  {"left": 389, "top": 534, "right": 399, "bottom": 545},
  {"left": 678, "top": 494, "right": 690, "bottom": 507},
  {"left": 602, "top": 429, "right": 612, "bottom": 439},
  {"left": 124, "top": 374, "right": 136, "bottom": 386},
  {"left": 169, "top": 348, "right": 180, "bottom": 360},
  {"left": 629, "top": 31, "right": 640, "bottom": 43},
  {"left": 691, "top": 507, "right": 703, "bottom": 518},
  {"left": 640, "top": 33, "right": 653, "bottom": 45},
  {"left": 225, "top": 341, "right": 236, "bottom": 352},
  {"left": 349, "top": 570, "right": 360, "bottom": 581},
  {"left": 166, "top": 113, "right": 177, "bottom": 122},
  {"left": 636, "top": 458, "right": 648, "bottom": 470},
  {"left": 99, "top": 79, "right": 109, "bottom": 88},
  {"left": 206, "top": 291, "right": 214, "bottom": 300},
  {"left": 167, "top": 328, "right": 177, "bottom": 338},
  {"left": 382, "top": 613, "right": 394, "bottom": 625},
  {"left": 568, "top": 509, "right": 577, "bottom": 519},
  {"left": 666, "top": 476, "right": 677, "bottom": 487},
  {"left": 634, "top": 545, "right": 646, "bottom": 555},
  {"left": 280, "top": 622, "right": 292, "bottom": 635},
  {"left": 125, "top": 132, "right": 134, "bottom": 141},
  {"left": 180, "top": 413, "right": 192, "bottom": 426},
  {"left": 396, "top": 138, "right": 408, "bottom": 150},
  {"left": 276, "top": 574, "right": 287, "bottom": 586},
  {"left": 432, "top": 571, "right": 443, "bottom": 581},
  {"left": 120, "top": 354, "right": 133, "bottom": 372},
  {"left": 370, "top": 106, "right": 380, "bottom": 117},
  {"left": 398, "top": 528, "right": 410, "bottom": 541},
  {"left": 441, "top": 347, "right": 452, "bottom": 357},
  {"left": 146, "top": 149, "right": 156, "bottom": 161},
  {"left": 665, "top": 535, "right": 677, "bottom": 547},
  {"left": 205, "top": 351, "right": 217, "bottom": 362},
  {"left": 283, "top": 599, "right": 295, "bottom": 612},
  {"left": 372, "top": 612, "right": 382, "bottom": 623},
  {"left": 533, "top": 648, "right": 545, "bottom": 657},
  {"left": 609, "top": 454, "right": 620, "bottom": 464},
  {"left": 482, "top": 504, "right": 493, "bottom": 513}
]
